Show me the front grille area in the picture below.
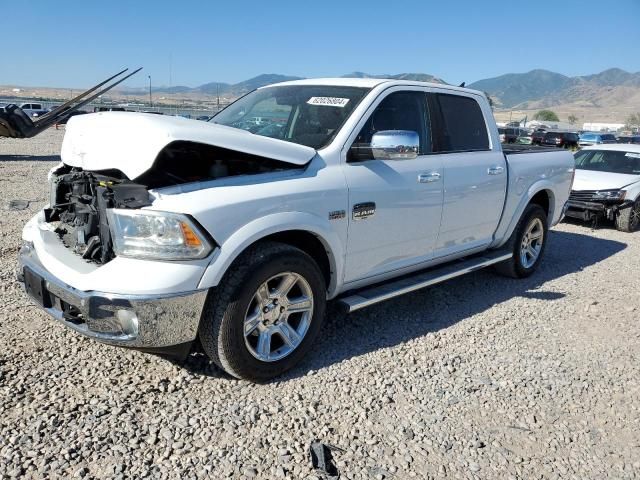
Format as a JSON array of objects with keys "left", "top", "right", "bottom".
[{"left": 569, "top": 190, "right": 596, "bottom": 202}]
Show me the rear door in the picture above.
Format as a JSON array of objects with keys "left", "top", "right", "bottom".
[
  {"left": 427, "top": 92, "right": 507, "bottom": 258},
  {"left": 342, "top": 89, "right": 444, "bottom": 283}
]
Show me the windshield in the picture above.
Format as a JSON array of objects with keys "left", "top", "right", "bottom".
[
  {"left": 575, "top": 149, "right": 640, "bottom": 175},
  {"left": 210, "top": 85, "right": 370, "bottom": 149}
]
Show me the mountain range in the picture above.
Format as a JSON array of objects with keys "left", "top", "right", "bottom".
[{"left": 136, "top": 68, "right": 640, "bottom": 113}]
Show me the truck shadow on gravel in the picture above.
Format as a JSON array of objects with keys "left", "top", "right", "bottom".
[
  {"left": 0, "top": 155, "right": 60, "bottom": 162},
  {"left": 182, "top": 230, "right": 626, "bottom": 381}
]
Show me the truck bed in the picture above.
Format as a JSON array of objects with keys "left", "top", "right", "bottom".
[{"left": 502, "top": 144, "right": 561, "bottom": 155}]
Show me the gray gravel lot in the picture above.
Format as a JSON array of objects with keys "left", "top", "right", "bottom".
[{"left": 1, "top": 129, "right": 639, "bottom": 479}]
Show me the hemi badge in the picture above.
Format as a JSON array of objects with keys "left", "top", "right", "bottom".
[{"left": 329, "top": 210, "right": 346, "bottom": 220}]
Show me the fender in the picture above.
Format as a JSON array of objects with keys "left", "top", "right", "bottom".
[
  {"left": 491, "top": 180, "right": 556, "bottom": 249},
  {"left": 197, "top": 211, "right": 345, "bottom": 297}
]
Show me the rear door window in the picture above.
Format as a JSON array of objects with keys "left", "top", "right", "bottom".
[{"left": 428, "top": 93, "right": 489, "bottom": 152}]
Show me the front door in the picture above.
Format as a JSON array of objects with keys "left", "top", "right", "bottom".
[{"left": 342, "top": 90, "right": 444, "bottom": 284}]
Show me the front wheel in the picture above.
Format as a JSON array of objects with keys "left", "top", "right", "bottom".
[
  {"left": 615, "top": 200, "right": 640, "bottom": 232},
  {"left": 199, "top": 242, "right": 326, "bottom": 382},
  {"left": 495, "top": 204, "right": 548, "bottom": 278}
]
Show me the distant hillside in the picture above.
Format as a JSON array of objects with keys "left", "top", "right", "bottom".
[
  {"left": 341, "top": 72, "right": 447, "bottom": 83},
  {"left": 146, "top": 72, "right": 445, "bottom": 96},
  {"left": 197, "top": 74, "right": 302, "bottom": 96},
  {"left": 469, "top": 68, "right": 640, "bottom": 109},
  {"left": 84, "top": 67, "right": 640, "bottom": 123}
]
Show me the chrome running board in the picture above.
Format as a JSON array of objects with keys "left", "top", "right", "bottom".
[{"left": 338, "top": 250, "right": 512, "bottom": 312}]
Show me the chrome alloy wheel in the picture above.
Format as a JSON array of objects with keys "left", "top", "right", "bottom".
[
  {"left": 520, "top": 217, "right": 544, "bottom": 269},
  {"left": 243, "top": 272, "right": 314, "bottom": 362}
]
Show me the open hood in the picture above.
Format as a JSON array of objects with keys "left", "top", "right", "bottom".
[
  {"left": 61, "top": 112, "right": 316, "bottom": 179},
  {"left": 572, "top": 169, "right": 640, "bottom": 191}
]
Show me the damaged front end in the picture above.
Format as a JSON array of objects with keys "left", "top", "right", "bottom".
[
  {"left": 565, "top": 189, "right": 631, "bottom": 226},
  {"left": 46, "top": 165, "right": 151, "bottom": 263}
]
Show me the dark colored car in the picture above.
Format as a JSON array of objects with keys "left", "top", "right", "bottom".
[
  {"left": 531, "top": 130, "right": 546, "bottom": 145},
  {"left": 617, "top": 135, "right": 640, "bottom": 144},
  {"left": 542, "top": 131, "right": 580, "bottom": 149},
  {"left": 498, "top": 127, "right": 525, "bottom": 143},
  {"left": 93, "top": 106, "right": 126, "bottom": 112}
]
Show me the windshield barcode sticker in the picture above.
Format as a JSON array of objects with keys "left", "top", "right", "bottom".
[
  {"left": 625, "top": 152, "right": 640, "bottom": 158},
  {"left": 307, "top": 97, "right": 350, "bottom": 107}
]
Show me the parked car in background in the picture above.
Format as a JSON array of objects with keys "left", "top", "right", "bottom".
[
  {"left": 515, "top": 136, "right": 533, "bottom": 145},
  {"left": 498, "top": 127, "right": 525, "bottom": 143},
  {"left": 531, "top": 129, "right": 546, "bottom": 145},
  {"left": 19, "top": 103, "right": 49, "bottom": 118},
  {"left": 93, "top": 106, "right": 126, "bottom": 112},
  {"left": 17, "top": 78, "right": 574, "bottom": 381},
  {"left": 542, "top": 131, "right": 579, "bottom": 149},
  {"left": 565, "top": 144, "right": 640, "bottom": 231},
  {"left": 579, "top": 132, "right": 617, "bottom": 146},
  {"left": 617, "top": 135, "right": 640, "bottom": 144}
]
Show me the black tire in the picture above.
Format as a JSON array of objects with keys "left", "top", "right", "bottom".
[
  {"left": 199, "top": 242, "right": 326, "bottom": 382},
  {"left": 494, "top": 204, "right": 548, "bottom": 278},
  {"left": 615, "top": 200, "right": 640, "bottom": 232}
]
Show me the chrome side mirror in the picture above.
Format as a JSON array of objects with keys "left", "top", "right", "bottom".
[{"left": 370, "top": 130, "right": 419, "bottom": 160}]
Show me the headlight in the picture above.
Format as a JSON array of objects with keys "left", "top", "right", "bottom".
[
  {"left": 592, "top": 189, "right": 626, "bottom": 201},
  {"left": 107, "top": 209, "right": 213, "bottom": 260}
]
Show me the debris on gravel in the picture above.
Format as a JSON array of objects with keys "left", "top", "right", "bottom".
[{"left": 1, "top": 129, "right": 639, "bottom": 479}]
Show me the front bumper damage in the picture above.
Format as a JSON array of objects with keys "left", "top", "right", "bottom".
[
  {"left": 564, "top": 199, "right": 633, "bottom": 225},
  {"left": 17, "top": 242, "right": 208, "bottom": 358}
]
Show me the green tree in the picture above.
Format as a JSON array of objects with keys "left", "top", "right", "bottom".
[
  {"left": 625, "top": 113, "right": 640, "bottom": 131},
  {"left": 568, "top": 114, "right": 578, "bottom": 125},
  {"left": 534, "top": 110, "right": 560, "bottom": 122}
]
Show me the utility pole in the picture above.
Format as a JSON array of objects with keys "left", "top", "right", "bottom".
[{"left": 148, "top": 75, "right": 153, "bottom": 108}]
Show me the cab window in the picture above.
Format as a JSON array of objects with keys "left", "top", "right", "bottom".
[{"left": 429, "top": 93, "right": 490, "bottom": 152}]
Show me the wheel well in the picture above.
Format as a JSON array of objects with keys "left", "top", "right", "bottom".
[
  {"left": 256, "top": 230, "right": 332, "bottom": 288},
  {"left": 530, "top": 190, "right": 551, "bottom": 218}
]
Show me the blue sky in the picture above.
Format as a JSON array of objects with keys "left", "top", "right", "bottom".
[{"left": 3, "top": 0, "right": 639, "bottom": 89}]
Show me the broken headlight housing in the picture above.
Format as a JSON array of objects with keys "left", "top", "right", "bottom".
[
  {"left": 591, "top": 189, "right": 626, "bottom": 201},
  {"left": 107, "top": 209, "right": 213, "bottom": 260}
]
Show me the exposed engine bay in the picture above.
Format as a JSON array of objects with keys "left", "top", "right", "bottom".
[
  {"left": 135, "top": 141, "right": 299, "bottom": 189},
  {"left": 47, "top": 143, "right": 301, "bottom": 263},
  {"left": 46, "top": 165, "right": 150, "bottom": 264}
]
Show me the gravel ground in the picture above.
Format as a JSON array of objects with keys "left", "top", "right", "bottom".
[{"left": 1, "top": 129, "right": 639, "bottom": 479}]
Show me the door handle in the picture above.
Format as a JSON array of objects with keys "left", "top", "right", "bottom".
[
  {"left": 418, "top": 172, "right": 441, "bottom": 183},
  {"left": 488, "top": 166, "right": 505, "bottom": 175}
]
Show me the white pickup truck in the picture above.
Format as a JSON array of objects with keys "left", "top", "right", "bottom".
[
  {"left": 18, "top": 78, "right": 574, "bottom": 381},
  {"left": 19, "top": 103, "right": 49, "bottom": 118}
]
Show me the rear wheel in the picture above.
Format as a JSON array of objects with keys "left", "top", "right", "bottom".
[
  {"left": 495, "top": 204, "right": 548, "bottom": 278},
  {"left": 615, "top": 200, "right": 640, "bottom": 232},
  {"left": 199, "top": 242, "right": 326, "bottom": 382}
]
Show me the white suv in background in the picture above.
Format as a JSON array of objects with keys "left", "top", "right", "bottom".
[{"left": 566, "top": 144, "right": 640, "bottom": 231}]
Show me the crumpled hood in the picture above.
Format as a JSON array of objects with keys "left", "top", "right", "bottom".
[
  {"left": 572, "top": 169, "right": 640, "bottom": 191},
  {"left": 60, "top": 112, "right": 316, "bottom": 179}
]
